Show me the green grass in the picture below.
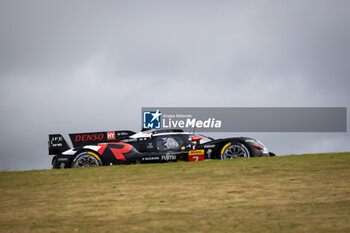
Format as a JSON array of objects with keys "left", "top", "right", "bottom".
[{"left": 1, "top": 152, "right": 350, "bottom": 232}]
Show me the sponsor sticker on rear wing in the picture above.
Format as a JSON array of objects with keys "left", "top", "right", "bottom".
[
  {"left": 48, "top": 134, "right": 70, "bottom": 155},
  {"left": 69, "top": 130, "right": 136, "bottom": 147}
]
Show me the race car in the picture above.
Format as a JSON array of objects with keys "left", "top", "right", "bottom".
[{"left": 48, "top": 129, "right": 275, "bottom": 168}]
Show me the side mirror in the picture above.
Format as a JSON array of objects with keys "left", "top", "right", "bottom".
[
  {"left": 191, "top": 136, "right": 202, "bottom": 146},
  {"left": 191, "top": 136, "right": 202, "bottom": 142}
]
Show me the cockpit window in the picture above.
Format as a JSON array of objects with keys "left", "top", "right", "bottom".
[{"left": 156, "top": 135, "right": 183, "bottom": 151}]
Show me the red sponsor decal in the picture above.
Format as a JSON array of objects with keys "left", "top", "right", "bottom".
[
  {"left": 188, "top": 154, "right": 204, "bottom": 162},
  {"left": 107, "top": 132, "right": 116, "bottom": 140},
  {"left": 188, "top": 150, "right": 205, "bottom": 162},
  {"left": 75, "top": 133, "right": 104, "bottom": 142}
]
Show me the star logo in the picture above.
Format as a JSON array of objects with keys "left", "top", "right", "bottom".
[
  {"left": 150, "top": 109, "right": 162, "bottom": 122},
  {"left": 143, "top": 109, "right": 162, "bottom": 129}
]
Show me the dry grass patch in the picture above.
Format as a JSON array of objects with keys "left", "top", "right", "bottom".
[{"left": 1, "top": 152, "right": 350, "bottom": 232}]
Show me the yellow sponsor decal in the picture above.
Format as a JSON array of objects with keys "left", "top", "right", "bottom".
[
  {"left": 189, "top": 150, "right": 205, "bottom": 156},
  {"left": 221, "top": 142, "right": 231, "bottom": 155},
  {"left": 88, "top": 151, "right": 101, "bottom": 161}
]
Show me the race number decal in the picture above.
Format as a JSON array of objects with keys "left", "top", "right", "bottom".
[{"left": 188, "top": 150, "right": 205, "bottom": 162}]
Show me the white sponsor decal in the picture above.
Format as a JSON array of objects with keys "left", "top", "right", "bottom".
[
  {"left": 161, "top": 155, "right": 177, "bottom": 161},
  {"left": 52, "top": 143, "right": 63, "bottom": 147},
  {"left": 117, "top": 132, "right": 130, "bottom": 136},
  {"left": 162, "top": 137, "right": 179, "bottom": 149},
  {"left": 207, "top": 149, "right": 212, "bottom": 158},
  {"left": 147, "top": 143, "right": 154, "bottom": 149},
  {"left": 51, "top": 136, "right": 63, "bottom": 142},
  {"left": 204, "top": 144, "right": 216, "bottom": 148},
  {"left": 142, "top": 157, "right": 159, "bottom": 161}
]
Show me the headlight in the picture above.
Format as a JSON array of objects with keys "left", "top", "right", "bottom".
[{"left": 246, "top": 139, "right": 269, "bottom": 154}]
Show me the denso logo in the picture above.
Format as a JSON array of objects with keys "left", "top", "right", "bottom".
[{"left": 75, "top": 134, "right": 104, "bottom": 142}]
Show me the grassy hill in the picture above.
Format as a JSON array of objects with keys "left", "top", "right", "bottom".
[{"left": 1, "top": 153, "right": 350, "bottom": 233}]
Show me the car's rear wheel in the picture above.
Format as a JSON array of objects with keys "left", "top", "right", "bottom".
[
  {"left": 71, "top": 151, "right": 102, "bottom": 168},
  {"left": 221, "top": 142, "right": 250, "bottom": 159},
  {"left": 51, "top": 156, "right": 58, "bottom": 169}
]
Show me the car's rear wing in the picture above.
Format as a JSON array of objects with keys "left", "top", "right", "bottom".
[
  {"left": 69, "top": 130, "right": 135, "bottom": 147},
  {"left": 48, "top": 130, "right": 136, "bottom": 155},
  {"left": 48, "top": 134, "right": 71, "bottom": 155}
]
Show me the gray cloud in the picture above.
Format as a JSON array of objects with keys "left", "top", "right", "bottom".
[{"left": 0, "top": 0, "right": 349, "bottom": 170}]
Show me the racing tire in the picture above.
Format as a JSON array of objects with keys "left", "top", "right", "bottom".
[
  {"left": 220, "top": 142, "right": 250, "bottom": 159},
  {"left": 51, "top": 156, "right": 58, "bottom": 169},
  {"left": 71, "top": 151, "right": 103, "bottom": 168}
]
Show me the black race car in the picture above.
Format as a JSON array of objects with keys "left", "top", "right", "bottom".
[{"left": 49, "top": 129, "right": 275, "bottom": 168}]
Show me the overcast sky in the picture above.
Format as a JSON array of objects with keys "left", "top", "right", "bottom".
[{"left": 0, "top": 0, "right": 349, "bottom": 170}]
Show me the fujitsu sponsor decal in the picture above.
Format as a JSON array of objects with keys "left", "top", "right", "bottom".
[
  {"left": 75, "top": 133, "right": 104, "bottom": 142},
  {"left": 161, "top": 154, "right": 177, "bottom": 161}
]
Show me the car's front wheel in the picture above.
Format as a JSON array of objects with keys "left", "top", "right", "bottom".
[
  {"left": 71, "top": 151, "right": 102, "bottom": 168},
  {"left": 221, "top": 142, "right": 250, "bottom": 159}
]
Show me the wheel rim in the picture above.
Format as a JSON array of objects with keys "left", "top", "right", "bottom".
[
  {"left": 73, "top": 154, "right": 100, "bottom": 168},
  {"left": 223, "top": 145, "right": 248, "bottom": 159}
]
